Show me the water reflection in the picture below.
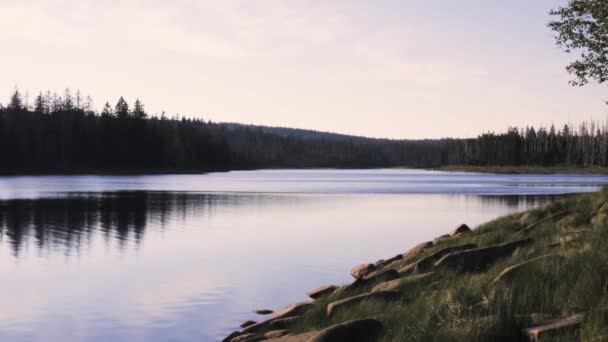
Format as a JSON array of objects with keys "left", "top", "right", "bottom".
[
  {"left": 0, "top": 191, "right": 574, "bottom": 341},
  {"left": 0, "top": 192, "right": 567, "bottom": 258}
]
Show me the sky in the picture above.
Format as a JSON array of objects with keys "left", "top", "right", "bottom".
[{"left": 0, "top": 0, "right": 605, "bottom": 139}]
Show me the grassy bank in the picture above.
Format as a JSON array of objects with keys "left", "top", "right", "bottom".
[
  {"left": 228, "top": 189, "right": 608, "bottom": 341},
  {"left": 432, "top": 165, "right": 608, "bottom": 174}
]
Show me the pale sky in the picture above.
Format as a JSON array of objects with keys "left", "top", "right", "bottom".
[{"left": 0, "top": 0, "right": 605, "bottom": 139}]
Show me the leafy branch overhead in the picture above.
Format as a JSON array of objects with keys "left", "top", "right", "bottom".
[{"left": 549, "top": 0, "right": 608, "bottom": 86}]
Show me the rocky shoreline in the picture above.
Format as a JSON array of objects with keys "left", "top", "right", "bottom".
[{"left": 222, "top": 196, "right": 607, "bottom": 341}]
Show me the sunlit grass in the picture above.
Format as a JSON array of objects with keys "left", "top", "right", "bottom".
[{"left": 266, "top": 188, "right": 608, "bottom": 341}]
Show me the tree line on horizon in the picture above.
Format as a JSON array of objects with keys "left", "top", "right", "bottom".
[{"left": 1, "top": 88, "right": 608, "bottom": 173}]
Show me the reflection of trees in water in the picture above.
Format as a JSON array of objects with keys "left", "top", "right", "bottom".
[
  {"left": 0, "top": 191, "right": 274, "bottom": 257},
  {"left": 477, "top": 194, "right": 571, "bottom": 209},
  {"left": 0, "top": 192, "right": 566, "bottom": 257}
]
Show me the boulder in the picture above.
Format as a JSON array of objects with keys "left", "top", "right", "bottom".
[
  {"left": 255, "top": 309, "right": 273, "bottom": 315},
  {"left": 413, "top": 243, "right": 477, "bottom": 272},
  {"left": 403, "top": 241, "right": 433, "bottom": 260},
  {"left": 307, "top": 285, "right": 338, "bottom": 300},
  {"left": 350, "top": 263, "right": 376, "bottom": 279},
  {"left": 307, "top": 318, "right": 384, "bottom": 342},
  {"left": 271, "top": 301, "right": 313, "bottom": 320},
  {"left": 223, "top": 331, "right": 242, "bottom": 342},
  {"left": 374, "top": 254, "right": 403, "bottom": 269},
  {"left": 522, "top": 313, "right": 583, "bottom": 341},
  {"left": 372, "top": 272, "right": 434, "bottom": 292},
  {"left": 240, "top": 320, "right": 257, "bottom": 328},
  {"left": 326, "top": 290, "right": 400, "bottom": 317},
  {"left": 450, "top": 224, "right": 471, "bottom": 236},
  {"left": 492, "top": 254, "right": 566, "bottom": 284},
  {"left": 264, "top": 330, "right": 290, "bottom": 339},
  {"left": 231, "top": 333, "right": 259, "bottom": 342},
  {"left": 242, "top": 302, "right": 310, "bottom": 334},
  {"left": 339, "top": 269, "right": 399, "bottom": 295},
  {"left": 434, "top": 238, "right": 531, "bottom": 271},
  {"left": 268, "top": 316, "right": 301, "bottom": 329}
]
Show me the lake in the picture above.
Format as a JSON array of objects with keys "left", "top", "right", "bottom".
[{"left": 1, "top": 169, "right": 608, "bottom": 341}]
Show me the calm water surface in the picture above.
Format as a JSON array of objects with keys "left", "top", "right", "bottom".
[{"left": 1, "top": 169, "right": 608, "bottom": 341}]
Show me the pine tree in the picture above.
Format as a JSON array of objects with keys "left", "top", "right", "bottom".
[
  {"left": 8, "top": 90, "right": 23, "bottom": 111},
  {"left": 63, "top": 89, "right": 74, "bottom": 111},
  {"left": 132, "top": 99, "right": 147, "bottom": 119},
  {"left": 101, "top": 102, "right": 114, "bottom": 117},
  {"left": 115, "top": 97, "right": 130, "bottom": 119},
  {"left": 34, "top": 92, "right": 46, "bottom": 114}
]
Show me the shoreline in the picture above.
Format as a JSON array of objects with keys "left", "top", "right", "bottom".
[
  {"left": 2, "top": 165, "right": 608, "bottom": 177},
  {"left": 429, "top": 165, "right": 608, "bottom": 175},
  {"left": 223, "top": 190, "right": 608, "bottom": 341}
]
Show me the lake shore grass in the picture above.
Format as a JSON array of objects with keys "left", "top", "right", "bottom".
[
  {"left": 225, "top": 188, "right": 608, "bottom": 341},
  {"left": 429, "top": 165, "right": 608, "bottom": 174}
]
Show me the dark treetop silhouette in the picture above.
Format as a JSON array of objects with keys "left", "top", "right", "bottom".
[{"left": 1, "top": 89, "right": 608, "bottom": 174}]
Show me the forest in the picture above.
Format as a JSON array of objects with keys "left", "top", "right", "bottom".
[{"left": 0, "top": 89, "right": 607, "bottom": 173}]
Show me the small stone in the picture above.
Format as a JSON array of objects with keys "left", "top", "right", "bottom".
[
  {"left": 254, "top": 309, "right": 273, "bottom": 315},
  {"left": 240, "top": 320, "right": 256, "bottom": 328}
]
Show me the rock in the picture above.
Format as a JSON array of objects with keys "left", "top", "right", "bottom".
[
  {"left": 403, "top": 241, "right": 433, "bottom": 260},
  {"left": 307, "top": 285, "right": 338, "bottom": 300},
  {"left": 326, "top": 290, "right": 400, "bottom": 317},
  {"left": 372, "top": 272, "right": 434, "bottom": 292},
  {"left": 374, "top": 254, "right": 403, "bottom": 269},
  {"left": 269, "top": 316, "right": 301, "bottom": 329},
  {"left": 351, "top": 263, "right": 376, "bottom": 279},
  {"left": 339, "top": 269, "right": 399, "bottom": 295},
  {"left": 433, "top": 234, "right": 453, "bottom": 245},
  {"left": 492, "top": 254, "right": 566, "bottom": 284},
  {"left": 231, "top": 333, "right": 259, "bottom": 342},
  {"left": 522, "top": 313, "right": 583, "bottom": 341},
  {"left": 223, "top": 331, "right": 242, "bottom": 342},
  {"left": 412, "top": 243, "right": 477, "bottom": 272},
  {"left": 241, "top": 320, "right": 257, "bottom": 328},
  {"left": 271, "top": 301, "right": 313, "bottom": 320},
  {"left": 255, "top": 309, "right": 273, "bottom": 315},
  {"left": 434, "top": 238, "right": 531, "bottom": 271},
  {"left": 264, "top": 330, "right": 290, "bottom": 338},
  {"left": 307, "top": 318, "right": 384, "bottom": 342},
  {"left": 450, "top": 224, "right": 471, "bottom": 236},
  {"left": 243, "top": 315, "right": 302, "bottom": 334}
]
